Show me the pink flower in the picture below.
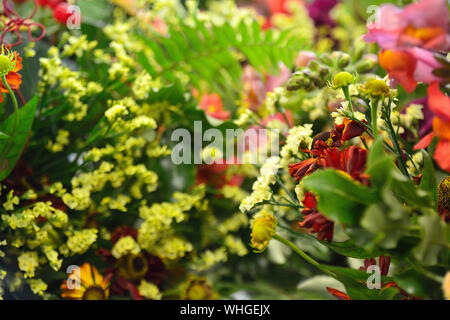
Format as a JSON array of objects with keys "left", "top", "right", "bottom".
[
  {"left": 365, "top": 0, "right": 449, "bottom": 92},
  {"left": 295, "top": 51, "right": 316, "bottom": 68},
  {"left": 242, "top": 64, "right": 291, "bottom": 111}
]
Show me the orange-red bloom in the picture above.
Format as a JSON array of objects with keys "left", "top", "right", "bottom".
[
  {"left": 414, "top": 82, "right": 450, "bottom": 172},
  {"left": 0, "top": 51, "right": 22, "bottom": 102},
  {"left": 300, "top": 192, "right": 334, "bottom": 242}
]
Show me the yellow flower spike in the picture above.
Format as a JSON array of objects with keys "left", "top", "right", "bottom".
[{"left": 250, "top": 211, "right": 277, "bottom": 252}]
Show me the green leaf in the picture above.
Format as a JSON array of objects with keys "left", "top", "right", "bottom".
[
  {"left": 366, "top": 137, "right": 394, "bottom": 189},
  {"left": 323, "top": 265, "right": 399, "bottom": 300},
  {"left": 393, "top": 269, "right": 434, "bottom": 298},
  {"left": 419, "top": 150, "right": 437, "bottom": 204},
  {"left": 360, "top": 188, "right": 410, "bottom": 249},
  {"left": 0, "top": 96, "right": 38, "bottom": 181},
  {"left": 413, "top": 214, "right": 445, "bottom": 266},
  {"left": 302, "top": 169, "right": 379, "bottom": 225},
  {"left": 319, "top": 240, "right": 383, "bottom": 259},
  {"left": 0, "top": 132, "right": 10, "bottom": 140}
]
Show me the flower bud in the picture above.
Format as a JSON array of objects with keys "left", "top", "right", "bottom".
[
  {"left": 333, "top": 52, "right": 350, "bottom": 68},
  {"left": 354, "top": 58, "right": 377, "bottom": 73},
  {"left": 332, "top": 72, "right": 354, "bottom": 88},
  {"left": 250, "top": 211, "right": 277, "bottom": 252}
]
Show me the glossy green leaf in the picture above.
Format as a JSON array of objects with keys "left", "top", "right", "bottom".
[
  {"left": 0, "top": 96, "right": 38, "bottom": 181},
  {"left": 302, "top": 169, "right": 379, "bottom": 225}
]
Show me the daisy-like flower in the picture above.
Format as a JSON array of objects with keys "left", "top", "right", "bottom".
[
  {"left": 61, "top": 263, "right": 111, "bottom": 300},
  {"left": 0, "top": 45, "right": 22, "bottom": 102}
]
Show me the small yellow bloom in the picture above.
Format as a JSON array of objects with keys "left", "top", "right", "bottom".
[{"left": 250, "top": 211, "right": 277, "bottom": 252}]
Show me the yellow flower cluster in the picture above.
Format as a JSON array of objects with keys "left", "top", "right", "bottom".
[
  {"left": 46, "top": 129, "right": 70, "bottom": 153},
  {"left": 138, "top": 280, "right": 162, "bottom": 300},
  {"left": 191, "top": 247, "right": 228, "bottom": 272},
  {"left": 17, "top": 251, "right": 39, "bottom": 278},
  {"left": 39, "top": 46, "right": 103, "bottom": 122},
  {"left": 66, "top": 229, "right": 98, "bottom": 255},
  {"left": 111, "top": 235, "right": 141, "bottom": 259}
]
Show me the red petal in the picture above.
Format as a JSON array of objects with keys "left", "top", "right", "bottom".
[
  {"left": 413, "top": 132, "right": 435, "bottom": 150},
  {"left": 428, "top": 81, "right": 450, "bottom": 122}
]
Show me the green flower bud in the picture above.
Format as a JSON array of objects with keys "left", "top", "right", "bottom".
[
  {"left": 354, "top": 58, "right": 377, "bottom": 73},
  {"left": 332, "top": 72, "right": 354, "bottom": 88},
  {"left": 333, "top": 52, "right": 350, "bottom": 68},
  {"left": 319, "top": 53, "right": 333, "bottom": 66}
]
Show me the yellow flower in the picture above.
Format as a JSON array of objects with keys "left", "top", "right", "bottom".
[
  {"left": 61, "top": 263, "right": 110, "bottom": 300},
  {"left": 250, "top": 211, "right": 277, "bottom": 252},
  {"left": 182, "top": 277, "right": 218, "bottom": 300}
]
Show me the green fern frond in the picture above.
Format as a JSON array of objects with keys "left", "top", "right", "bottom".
[{"left": 136, "top": 19, "right": 307, "bottom": 103}]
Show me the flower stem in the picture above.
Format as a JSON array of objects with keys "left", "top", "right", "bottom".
[
  {"left": 0, "top": 74, "right": 19, "bottom": 167},
  {"left": 371, "top": 98, "right": 379, "bottom": 139},
  {"left": 342, "top": 86, "right": 354, "bottom": 114},
  {"left": 273, "top": 234, "right": 336, "bottom": 278}
]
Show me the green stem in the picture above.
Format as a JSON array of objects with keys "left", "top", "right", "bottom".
[
  {"left": 342, "top": 86, "right": 354, "bottom": 114},
  {"left": 275, "top": 175, "right": 298, "bottom": 205},
  {"left": 384, "top": 111, "right": 409, "bottom": 178},
  {"left": 370, "top": 98, "right": 379, "bottom": 139},
  {"left": 273, "top": 234, "right": 336, "bottom": 278},
  {"left": 0, "top": 74, "right": 19, "bottom": 168}
]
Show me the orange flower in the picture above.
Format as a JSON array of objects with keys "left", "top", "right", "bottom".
[
  {"left": 0, "top": 50, "right": 22, "bottom": 102},
  {"left": 379, "top": 50, "right": 417, "bottom": 93},
  {"left": 61, "top": 263, "right": 111, "bottom": 300}
]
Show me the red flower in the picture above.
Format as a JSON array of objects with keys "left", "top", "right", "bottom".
[
  {"left": 414, "top": 82, "right": 450, "bottom": 172},
  {"left": 333, "top": 118, "right": 367, "bottom": 143},
  {"left": 195, "top": 158, "right": 244, "bottom": 189},
  {"left": 97, "top": 226, "right": 166, "bottom": 300},
  {"left": 300, "top": 192, "right": 334, "bottom": 242},
  {"left": 318, "top": 146, "right": 370, "bottom": 185},
  {"left": 289, "top": 158, "right": 318, "bottom": 181},
  {"left": 199, "top": 93, "right": 230, "bottom": 121}
]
